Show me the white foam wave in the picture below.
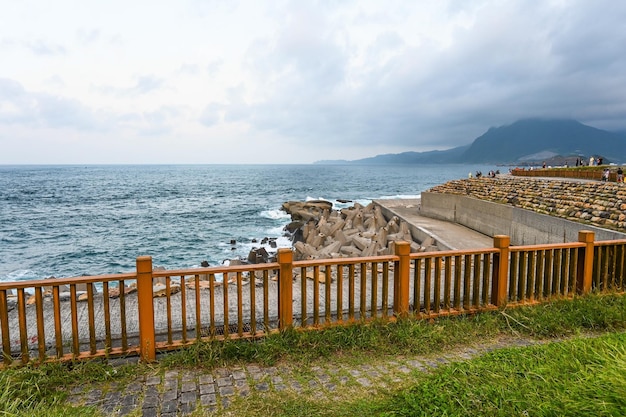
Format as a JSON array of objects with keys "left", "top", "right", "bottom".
[
  {"left": 260, "top": 209, "right": 291, "bottom": 220},
  {"left": 1, "top": 269, "right": 39, "bottom": 282}
]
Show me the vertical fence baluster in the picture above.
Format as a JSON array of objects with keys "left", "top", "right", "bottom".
[
  {"left": 102, "top": 282, "right": 111, "bottom": 354},
  {"left": 371, "top": 262, "right": 378, "bottom": 319},
  {"left": 314, "top": 266, "right": 320, "bottom": 325},
  {"left": 53, "top": 286, "right": 65, "bottom": 358},
  {"left": 544, "top": 251, "right": 553, "bottom": 298},
  {"left": 84, "top": 284, "right": 95, "bottom": 355},
  {"left": 444, "top": 257, "right": 452, "bottom": 310},
  {"left": 348, "top": 264, "right": 355, "bottom": 321},
  {"left": 222, "top": 274, "right": 228, "bottom": 338},
  {"left": 434, "top": 257, "right": 441, "bottom": 313},
  {"left": 535, "top": 250, "right": 545, "bottom": 300},
  {"left": 381, "top": 262, "right": 388, "bottom": 318},
  {"left": 195, "top": 275, "right": 202, "bottom": 340},
  {"left": 462, "top": 255, "right": 470, "bottom": 310},
  {"left": 0, "top": 290, "right": 11, "bottom": 364},
  {"left": 250, "top": 271, "right": 257, "bottom": 335},
  {"left": 300, "top": 266, "right": 307, "bottom": 327},
  {"left": 33, "top": 288, "right": 45, "bottom": 361},
  {"left": 472, "top": 254, "right": 481, "bottom": 308},
  {"left": 482, "top": 253, "right": 490, "bottom": 306},
  {"left": 326, "top": 267, "right": 332, "bottom": 323},
  {"left": 237, "top": 272, "right": 243, "bottom": 336},
  {"left": 337, "top": 265, "right": 344, "bottom": 322},
  {"left": 527, "top": 252, "right": 536, "bottom": 302},
  {"left": 263, "top": 270, "right": 269, "bottom": 332},
  {"left": 454, "top": 256, "right": 461, "bottom": 309},
  {"left": 414, "top": 258, "right": 422, "bottom": 313},
  {"left": 69, "top": 285, "right": 79, "bottom": 359},
  {"left": 209, "top": 274, "right": 216, "bottom": 337},
  {"left": 518, "top": 252, "right": 527, "bottom": 302},
  {"left": 360, "top": 263, "right": 367, "bottom": 320},
  {"left": 119, "top": 280, "right": 127, "bottom": 352}
]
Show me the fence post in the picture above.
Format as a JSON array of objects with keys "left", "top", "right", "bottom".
[
  {"left": 277, "top": 248, "right": 294, "bottom": 330},
  {"left": 576, "top": 230, "right": 595, "bottom": 294},
  {"left": 136, "top": 256, "right": 156, "bottom": 362},
  {"left": 394, "top": 241, "right": 411, "bottom": 317},
  {"left": 491, "top": 235, "right": 510, "bottom": 307}
]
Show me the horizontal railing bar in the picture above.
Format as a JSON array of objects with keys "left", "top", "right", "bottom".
[
  {"left": 594, "top": 239, "right": 626, "bottom": 247},
  {"left": 510, "top": 242, "right": 585, "bottom": 252},
  {"left": 0, "top": 274, "right": 137, "bottom": 291},
  {"left": 293, "top": 255, "right": 398, "bottom": 268},
  {"left": 153, "top": 263, "right": 279, "bottom": 277},
  {"left": 410, "top": 248, "right": 498, "bottom": 258}
]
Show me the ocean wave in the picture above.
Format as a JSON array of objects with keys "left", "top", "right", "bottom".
[
  {"left": 1, "top": 269, "right": 40, "bottom": 282},
  {"left": 260, "top": 209, "right": 291, "bottom": 220}
]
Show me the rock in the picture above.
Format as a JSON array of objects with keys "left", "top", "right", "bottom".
[
  {"left": 247, "top": 247, "right": 270, "bottom": 264},
  {"left": 153, "top": 283, "right": 181, "bottom": 298},
  {"left": 282, "top": 200, "right": 334, "bottom": 222},
  {"left": 306, "top": 271, "right": 330, "bottom": 283}
]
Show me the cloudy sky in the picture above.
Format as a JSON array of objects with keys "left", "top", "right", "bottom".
[{"left": 1, "top": 0, "right": 625, "bottom": 164}]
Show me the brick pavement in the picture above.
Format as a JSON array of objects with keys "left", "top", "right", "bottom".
[{"left": 66, "top": 337, "right": 543, "bottom": 416}]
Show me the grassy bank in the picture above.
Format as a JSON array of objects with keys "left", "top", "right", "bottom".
[{"left": 0, "top": 293, "right": 624, "bottom": 416}]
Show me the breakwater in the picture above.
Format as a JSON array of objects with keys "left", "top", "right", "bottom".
[{"left": 421, "top": 177, "right": 626, "bottom": 245}]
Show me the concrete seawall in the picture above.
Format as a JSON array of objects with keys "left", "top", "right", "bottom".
[
  {"left": 376, "top": 176, "right": 626, "bottom": 249},
  {"left": 420, "top": 191, "right": 626, "bottom": 245}
]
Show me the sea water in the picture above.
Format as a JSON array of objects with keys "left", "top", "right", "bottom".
[{"left": 0, "top": 164, "right": 495, "bottom": 282}]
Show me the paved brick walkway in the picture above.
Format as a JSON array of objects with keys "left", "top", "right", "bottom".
[{"left": 66, "top": 337, "right": 542, "bottom": 416}]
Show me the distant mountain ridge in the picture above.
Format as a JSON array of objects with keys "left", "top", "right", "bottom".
[{"left": 315, "top": 119, "right": 626, "bottom": 165}]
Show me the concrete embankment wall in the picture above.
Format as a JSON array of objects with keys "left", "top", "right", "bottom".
[{"left": 421, "top": 192, "right": 625, "bottom": 245}]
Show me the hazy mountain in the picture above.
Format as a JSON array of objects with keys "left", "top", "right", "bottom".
[
  {"left": 315, "top": 119, "right": 626, "bottom": 165},
  {"left": 461, "top": 119, "right": 626, "bottom": 163}
]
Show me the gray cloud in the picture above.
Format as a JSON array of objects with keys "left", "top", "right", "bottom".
[
  {"left": 25, "top": 39, "right": 67, "bottom": 56},
  {"left": 95, "top": 75, "right": 165, "bottom": 97},
  {"left": 215, "top": 1, "right": 626, "bottom": 152},
  {"left": 0, "top": 78, "right": 105, "bottom": 130}
]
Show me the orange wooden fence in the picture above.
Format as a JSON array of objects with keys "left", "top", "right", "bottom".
[{"left": 0, "top": 230, "right": 624, "bottom": 366}]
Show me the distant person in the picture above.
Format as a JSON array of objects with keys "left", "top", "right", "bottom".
[
  {"left": 542, "top": 161, "right": 546, "bottom": 168},
  {"left": 602, "top": 168, "right": 610, "bottom": 182},
  {"left": 617, "top": 167, "right": 624, "bottom": 183},
  {"left": 468, "top": 172, "right": 472, "bottom": 179},
  {"left": 597, "top": 157, "right": 603, "bottom": 165},
  {"left": 590, "top": 156, "right": 595, "bottom": 166}
]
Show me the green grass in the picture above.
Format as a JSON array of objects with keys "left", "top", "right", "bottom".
[
  {"left": 0, "top": 360, "right": 136, "bottom": 416},
  {"left": 0, "top": 293, "right": 624, "bottom": 416},
  {"left": 377, "top": 332, "right": 626, "bottom": 417}
]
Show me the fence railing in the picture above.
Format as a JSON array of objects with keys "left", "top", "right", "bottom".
[
  {"left": 511, "top": 168, "right": 621, "bottom": 181},
  {"left": 0, "top": 231, "right": 624, "bottom": 365}
]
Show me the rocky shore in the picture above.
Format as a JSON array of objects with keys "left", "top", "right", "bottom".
[
  {"left": 281, "top": 200, "right": 426, "bottom": 261},
  {"left": 428, "top": 176, "right": 626, "bottom": 231}
]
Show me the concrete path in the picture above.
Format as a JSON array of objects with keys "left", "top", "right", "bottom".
[{"left": 374, "top": 198, "right": 494, "bottom": 250}]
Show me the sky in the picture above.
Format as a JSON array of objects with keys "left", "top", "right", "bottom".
[{"left": 1, "top": 0, "right": 625, "bottom": 164}]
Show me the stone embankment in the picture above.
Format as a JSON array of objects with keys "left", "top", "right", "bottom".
[
  {"left": 428, "top": 177, "right": 626, "bottom": 231},
  {"left": 281, "top": 200, "right": 425, "bottom": 261}
]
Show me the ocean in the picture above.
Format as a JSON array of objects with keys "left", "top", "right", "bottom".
[{"left": 0, "top": 164, "right": 496, "bottom": 283}]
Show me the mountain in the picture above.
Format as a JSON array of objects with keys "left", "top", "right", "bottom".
[
  {"left": 315, "top": 119, "right": 626, "bottom": 165},
  {"left": 461, "top": 119, "right": 626, "bottom": 163},
  {"left": 352, "top": 145, "right": 470, "bottom": 164}
]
